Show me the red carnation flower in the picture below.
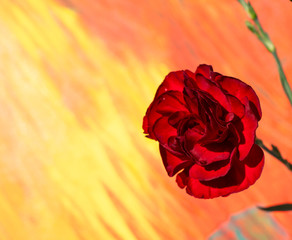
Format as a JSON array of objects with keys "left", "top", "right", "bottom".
[{"left": 143, "top": 64, "right": 264, "bottom": 199}]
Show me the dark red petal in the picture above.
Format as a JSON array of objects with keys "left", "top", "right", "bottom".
[
  {"left": 189, "top": 159, "right": 230, "bottom": 181},
  {"left": 188, "top": 148, "right": 236, "bottom": 181},
  {"left": 189, "top": 141, "right": 233, "bottom": 165},
  {"left": 143, "top": 91, "right": 187, "bottom": 139},
  {"left": 168, "top": 136, "right": 183, "bottom": 152},
  {"left": 159, "top": 145, "right": 190, "bottom": 177},
  {"left": 176, "top": 170, "right": 189, "bottom": 188},
  {"left": 153, "top": 115, "right": 191, "bottom": 158},
  {"left": 143, "top": 115, "right": 149, "bottom": 134},
  {"left": 217, "top": 76, "right": 262, "bottom": 120},
  {"left": 155, "top": 71, "right": 185, "bottom": 98},
  {"left": 143, "top": 101, "right": 160, "bottom": 139},
  {"left": 225, "top": 113, "right": 235, "bottom": 122},
  {"left": 184, "top": 126, "right": 204, "bottom": 147},
  {"left": 198, "top": 122, "right": 233, "bottom": 146},
  {"left": 153, "top": 116, "right": 177, "bottom": 148},
  {"left": 228, "top": 122, "right": 241, "bottom": 144},
  {"left": 226, "top": 94, "right": 245, "bottom": 119},
  {"left": 183, "top": 93, "right": 200, "bottom": 115},
  {"left": 168, "top": 111, "right": 189, "bottom": 128},
  {"left": 184, "top": 144, "right": 264, "bottom": 199},
  {"left": 190, "top": 73, "right": 245, "bottom": 118},
  {"left": 144, "top": 71, "right": 185, "bottom": 139},
  {"left": 156, "top": 91, "right": 188, "bottom": 115},
  {"left": 186, "top": 64, "right": 214, "bottom": 80},
  {"left": 236, "top": 97, "right": 258, "bottom": 161}
]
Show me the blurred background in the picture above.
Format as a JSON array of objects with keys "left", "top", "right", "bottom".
[{"left": 0, "top": 0, "right": 292, "bottom": 239}]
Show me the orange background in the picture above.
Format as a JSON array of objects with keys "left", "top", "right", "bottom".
[{"left": 0, "top": 0, "right": 292, "bottom": 239}]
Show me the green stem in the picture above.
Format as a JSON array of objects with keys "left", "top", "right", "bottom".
[
  {"left": 256, "top": 139, "right": 292, "bottom": 171},
  {"left": 253, "top": 19, "right": 265, "bottom": 36},
  {"left": 238, "top": 0, "right": 292, "bottom": 106},
  {"left": 272, "top": 50, "right": 292, "bottom": 105}
]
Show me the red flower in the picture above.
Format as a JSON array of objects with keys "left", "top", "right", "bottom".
[{"left": 143, "top": 64, "right": 264, "bottom": 199}]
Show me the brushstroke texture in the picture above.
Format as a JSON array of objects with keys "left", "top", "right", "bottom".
[{"left": 0, "top": 0, "right": 292, "bottom": 239}]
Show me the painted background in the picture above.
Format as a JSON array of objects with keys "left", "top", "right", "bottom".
[{"left": 0, "top": 0, "right": 292, "bottom": 239}]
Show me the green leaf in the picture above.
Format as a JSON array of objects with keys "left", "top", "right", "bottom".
[
  {"left": 246, "top": 2, "right": 257, "bottom": 20},
  {"left": 245, "top": 21, "right": 257, "bottom": 33},
  {"left": 258, "top": 203, "right": 292, "bottom": 212}
]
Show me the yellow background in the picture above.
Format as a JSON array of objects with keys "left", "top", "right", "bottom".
[{"left": 0, "top": 0, "right": 292, "bottom": 239}]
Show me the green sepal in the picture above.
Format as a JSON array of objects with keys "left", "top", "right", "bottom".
[
  {"left": 258, "top": 203, "right": 292, "bottom": 212},
  {"left": 245, "top": 21, "right": 257, "bottom": 33}
]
